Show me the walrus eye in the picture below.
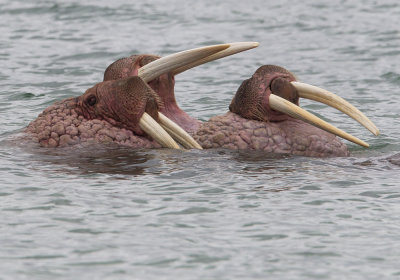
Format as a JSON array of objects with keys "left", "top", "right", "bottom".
[{"left": 86, "top": 95, "right": 97, "bottom": 106}]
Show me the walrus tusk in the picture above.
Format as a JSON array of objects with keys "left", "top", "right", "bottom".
[
  {"left": 139, "top": 112, "right": 181, "bottom": 149},
  {"left": 269, "top": 94, "right": 369, "bottom": 147},
  {"left": 137, "top": 42, "right": 259, "bottom": 149},
  {"left": 171, "top": 42, "right": 260, "bottom": 75},
  {"left": 138, "top": 43, "right": 259, "bottom": 149},
  {"left": 137, "top": 44, "right": 234, "bottom": 149},
  {"left": 291, "top": 81, "right": 379, "bottom": 136},
  {"left": 158, "top": 112, "right": 203, "bottom": 149},
  {"left": 138, "top": 44, "right": 230, "bottom": 83}
]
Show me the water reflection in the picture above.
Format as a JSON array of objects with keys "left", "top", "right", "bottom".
[
  {"left": 352, "top": 152, "right": 400, "bottom": 169},
  {"left": 387, "top": 153, "right": 400, "bottom": 166},
  {"left": 20, "top": 143, "right": 158, "bottom": 176},
  {"left": 12, "top": 140, "right": 322, "bottom": 179}
]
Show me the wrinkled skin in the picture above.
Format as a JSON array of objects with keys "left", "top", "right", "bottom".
[
  {"left": 194, "top": 112, "right": 348, "bottom": 157},
  {"left": 104, "top": 55, "right": 201, "bottom": 133},
  {"left": 193, "top": 65, "right": 350, "bottom": 157},
  {"left": 25, "top": 77, "right": 163, "bottom": 148}
]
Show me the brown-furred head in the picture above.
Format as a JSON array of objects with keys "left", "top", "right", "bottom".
[
  {"left": 103, "top": 55, "right": 176, "bottom": 107},
  {"left": 103, "top": 54, "right": 199, "bottom": 133},
  {"left": 229, "top": 65, "right": 299, "bottom": 122},
  {"left": 104, "top": 55, "right": 159, "bottom": 80},
  {"left": 228, "top": 65, "right": 378, "bottom": 148},
  {"left": 78, "top": 76, "right": 162, "bottom": 136},
  {"left": 25, "top": 76, "right": 166, "bottom": 148}
]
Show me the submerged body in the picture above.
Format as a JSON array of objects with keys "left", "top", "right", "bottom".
[
  {"left": 25, "top": 101, "right": 349, "bottom": 157},
  {"left": 194, "top": 112, "right": 349, "bottom": 157}
]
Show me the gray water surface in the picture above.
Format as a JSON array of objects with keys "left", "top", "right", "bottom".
[{"left": 1, "top": 0, "right": 400, "bottom": 279}]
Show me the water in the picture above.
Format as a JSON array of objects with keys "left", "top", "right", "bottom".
[{"left": 1, "top": 0, "right": 400, "bottom": 279}]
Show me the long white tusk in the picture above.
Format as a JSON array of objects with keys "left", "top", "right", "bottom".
[
  {"left": 269, "top": 94, "right": 369, "bottom": 147},
  {"left": 136, "top": 43, "right": 258, "bottom": 149},
  {"left": 158, "top": 113, "right": 203, "bottom": 149},
  {"left": 139, "top": 112, "right": 181, "bottom": 149},
  {"left": 138, "top": 44, "right": 230, "bottom": 83},
  {"left": 291, "top": 81, "right": 379, "bottom": 136},
  {"left": 171, "top": 42, "right": 260, "bottom": 75}
]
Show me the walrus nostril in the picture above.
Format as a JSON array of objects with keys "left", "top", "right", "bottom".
[{"left": 270, "top": 77, "right": 298, "bottom": 104}]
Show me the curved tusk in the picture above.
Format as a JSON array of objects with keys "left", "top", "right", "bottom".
[
  {"left": 269, "top": 94, "right": 369, "bottom": 147},
  {"left": 171, "top": 42, "right": 260, "bottom": 75},
  {"left": 291, "top": 81, "right": 379, "bottom": 136},
  {"left": 139, "top": 112, "right": 181, "bottom": 149},
  {"left": 158, "top": 113, "right": 203, "bottom": 149},
  {"left": 138, "top": 44, "right": 230, "bottom": 83}
]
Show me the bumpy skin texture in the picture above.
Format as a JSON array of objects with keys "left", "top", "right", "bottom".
[
  {"left": 104, "top": 54, "right": 201, "bottom": 133},
  {"left": 194, "top": 112, "right": 349, "bottom": 157},
  {"left": 25, "top": 77, "right": 161, "bottom": 148},
  {"left": 194, "top": 65, "right": 350, "bottom": 157}
]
